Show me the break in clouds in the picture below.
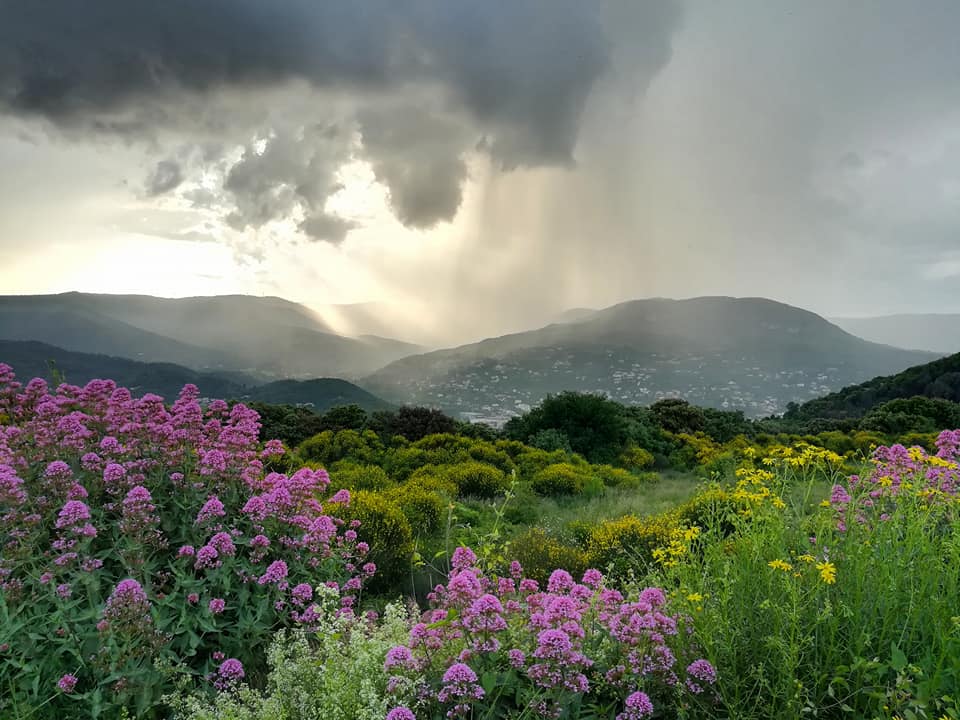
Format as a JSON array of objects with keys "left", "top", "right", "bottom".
[{"left": 0, "top": 0, "right": 680, "bottom": 241}]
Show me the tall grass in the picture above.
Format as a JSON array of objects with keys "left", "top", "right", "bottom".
[{"left": 657, "top": 456, "right": 960, "bottom": 719}]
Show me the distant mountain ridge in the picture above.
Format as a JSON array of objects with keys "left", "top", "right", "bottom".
[
  {"left": 0, "top": 293, "right": 420, "bottom": 378},
  {"left": 364, "top": 296, "right": 936, "bottom": 422},
  {"left": 831, "top": 314, "right": 960, "bottom": 354},
  {"left": 0, "top": 340, "right": 393, "bottom": 412}
]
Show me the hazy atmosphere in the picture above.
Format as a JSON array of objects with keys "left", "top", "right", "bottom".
[{"left": 3, "top": 0, "right": 960, "bottom": 345}]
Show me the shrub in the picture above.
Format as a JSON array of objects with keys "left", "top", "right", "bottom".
[
  {"left": 508, "top": 528, "right": 590, "bottom": 584},
  {"left": 619, "top": 443, "right": 655, "bottom": 470},
  {"left": 594, "top": 464, "right": 635, "bottom": 487},
  {"left": 387, "top": 482, "right": 446, "bottom": 535},
  {"left": 405, "top": 466, "right": 459, "bottom": 498},
  {"left": 513, "top": 447, "right": 572, "bottom": 480},
  {"left": 586, "top": 513, "right": 679, "bottom": 577},
  {"left": 0, "top": 371, "right": 368, "bottom": 719},
  {"left": 444, "top": 462, "right": 508, "bottom": 499},
  {"left": 332, "top": 491, "right": 413, "bottom": 594},
  {"left": 169, "top": 595, "right": 415, "bottom": 720},
  {"left": 377, "top": 546, "right": 715, "bottom": 719},
  {"left": 329, "top": 462, "right": 394, "bottom": 492},
  {"left": 298, "top": 429, "right": 383, "bottom": 467},
  {"left": 530, "top": 462, "right": 593, "bottom": 496}
]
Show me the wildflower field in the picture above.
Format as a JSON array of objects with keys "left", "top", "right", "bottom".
[{"left": 1, "top": 367, "right": 959, "bottom": 719}]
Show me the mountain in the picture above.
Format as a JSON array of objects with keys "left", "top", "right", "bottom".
[
  {"left": 0, "top": 340, "right": 392, "bottom": 412},
  {"left": 831, "top": 314, "right": 960, "bottom": 354},
  {"left": 364, "top": 297, "right": 936, "bottom": 423},
  {"left": 0, "top": 293, "right": 420, "bottom": 378},
  {"left": 787, "top": 351, "right": 960, "bottom": 420}
]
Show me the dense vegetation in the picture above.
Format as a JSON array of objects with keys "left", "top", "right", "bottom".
[
  {"left": 2, "top": 359, "right": 960, "bottom": 718},
  {"left": 786, "top": 350, "right": 960, "bottom": 420}
]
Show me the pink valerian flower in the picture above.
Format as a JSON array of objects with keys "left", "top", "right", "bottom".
[
  {"left": 328, "top": 489, "right": 351, "bottom": 505},
  {"left": 386, "top": 708, "right": 416, "bottom": 720},
  {"left": 103, "top": 579, "right": 152, "bottom": 632},
  {"left": 437, "top": 663, "right": 484, "bottom": 717},
  {"left": 194, "top": 545, "right": 220, "bottom": 570},
  {"left": 178, "top": 545, "right": 196, "bottom": 558},
  {"left": 57, "top": 674, "right": 78, "bottom": 693},
  {"left": 214, "top": 658, "right": 245, "bottom": 690},
  {"left": 261, "top": 439, "right": 285, "bottom": 458},
  {"left": 196, "top": 495, "right": 226, "bottom": 524},
  {"left": 0, "top": 465, "right": 26, "bottom": 505},
  {"left": 212, "top": 651, "right": 225, "bottom": 661},
  {"left": 291, "top": 583, "right": 313, "bottom": 606},
  {"left": 209, "top": 598, "right": 226, "bottom": 614},
  {"left": 581, "top": 569, "right": 604, "bottom": 588},
  {"left": 685, "top": 659, "right": 717, "bottom": 694},
  {"left": 462, "top": 593, "right": 507, "bottom": 634},
  {"left": 120, "top": 485, "right": 163, "bottom": 545},
  {"left": 451, "top": 546, "right": 478, "bottom": 571},
  {"left": 508, "top": 649, "right": 526, "bottom": 668},
  {"left": 258, "top": 560, "right": 288, "bottom": 585},
  {"left": 55, "top": 500, "right": 91, "bottom": 530},
  {"left": 187, "top": 593, "right": 199, "bottom": 604},
  {"left": 616, "top": 691, "right": 654, "bottom": 720},
  {"left": 208, "top": 531, "right": 237, "bottom": 557},
  {"left": 384, "top": 645, "right": 417, "bottom": 671},
  {"left": 56, "top": 583, "right": 72, "bottom": 599}
]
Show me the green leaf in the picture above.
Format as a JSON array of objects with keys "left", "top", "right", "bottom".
[{"left": 891, "top": 642, "right": 908, "bottom": 672}]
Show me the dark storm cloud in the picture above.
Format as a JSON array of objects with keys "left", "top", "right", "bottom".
[
  {"left": 144, "top": 159, "right": 183, "bottom": 196},
  {"left": 0, "top": 0, "right": 682, "bottom": 236}
]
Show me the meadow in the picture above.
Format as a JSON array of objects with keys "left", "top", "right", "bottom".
[{"left": 1, "top": 367, "right": 958, "bottom": 719}]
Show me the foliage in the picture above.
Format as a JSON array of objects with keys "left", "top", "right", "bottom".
[
  {"left": 168, "top": 592, "right": 416, "bottom": 720},
  {"left": 0, "top": 368, "right": 369, "bottom": 719},
  {"left": 786, "top": 351, "right": 960, "bottom": 420},
  {"left": 332, "top": 491, "right": 413, "bottom": 594},
  {"left": 504, "top": 392, "right": 631, "bottom": 465},
  {"left": 507, "top": 527, "right": 590, "bottom": 585},
  {"left": 386, "top": 482, "right": 447, "bottom": 535},
  {"left": 370, "top": 406, "right": 458, "bottom": 442},
  {"left": 656, "top": 431, "right": 960, "bottom": 719},
  {"left": 443, "top": 462, "right": 509, "bottom": 499},
  {"left": 381, "top": 547, "right": 716, "bottom": 720},
  {"left": 650, "top": 398, "right": 706, "bottom": 435},
  {"left": 530, "top": 463, "right": 595, "bottom": 497}
]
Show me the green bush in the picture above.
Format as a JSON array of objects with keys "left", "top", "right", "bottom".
[
  {"left": 170, "top": 598, "right": 414, "bottom": 720},
  {"left": 509, "top": 527, "right": 589, "bottom": 585},
  {"left": 333, "top": 491, "right": 413, "bottom": 594},
  {"left": 444, "top": 462, "right": 508, "bottom": 498},
  {"left": 594, "top": 464, "right": 635, "bottom": 487},
  {"left": 405, "top": 465, "right": 459, "bottom": 498},
  {"left": 298, "top": 429, "right": 383, "bottom": 466},
  {"left": 514, "top": 447, "right": 572, "bottom": 480},
  {"left": 329, "top": 462, "right": 394, "bottom": 492},
  {"left": 530, "top": 462, "right": 594, "bottom": 496},
  {"left": 387, "top": 482, "right": 446, "bottom": 535}
]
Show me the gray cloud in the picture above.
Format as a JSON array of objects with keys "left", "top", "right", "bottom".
[
  {"left": 0, "top": 0, "right": 681, "bottom": 237},
  {"left": 144, "top": 159, "right": 182, "bottom": 196}
]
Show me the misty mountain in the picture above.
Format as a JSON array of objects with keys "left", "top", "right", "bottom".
[
  {"left": 787, "top": 351, "right": 960, "bottom": 421},
  {"left": 831, "top": 314, "right": 960, "bottom": 354},
  {"left": 364, "top": 297, "right": 936, "bottom": 422},
  {"left": 0, "top": 340, "right": 392, "bottom": 412},
  {"left": 0, "top": 293, "right": 420, "bottom": 378}
]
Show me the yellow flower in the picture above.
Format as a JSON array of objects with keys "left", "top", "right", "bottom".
[
  {"left": 820, "top": 499, "right": 831, "bottom": 508},
  {"left": 686, "top": 593, "right": 704, "bottom": 603},
  {"left": 798, "top": 554, "right": 815, "bottom": 563},
  {"left": 816, "top": 561, "right": 837, "bottom": 584},
  {"left": 768, "top": 559, "right": 793, "bottom": 572}
]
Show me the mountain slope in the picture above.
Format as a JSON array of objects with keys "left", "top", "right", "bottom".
[
  {"left": 0, "top": 340, "right": 392, "bottom": 412},
  {"left": 832, "top": 314, "right": 960, "bottom": 354},
  {"left": 788, "top": 351, "right": 960, "bottom": 420},
  {"left": 365, "top": 297, "right": 936, "bottom": 422},
  {"left": 0, "top": 293, "right": 420, "bottom": 378}
]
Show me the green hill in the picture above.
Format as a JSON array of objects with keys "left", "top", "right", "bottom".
[
  {"left": 365, "top": 296, "right": 935, "bottom": 420},
  {"left": 787, "top": 351, "right": 960, "bottom": 420},
  {"left": 0, "top": 340, "right": 392, "bottom": 413}
]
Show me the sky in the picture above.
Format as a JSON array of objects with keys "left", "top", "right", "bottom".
[{"left": 1, "top": 0, "right": 960, "bottom": 346}]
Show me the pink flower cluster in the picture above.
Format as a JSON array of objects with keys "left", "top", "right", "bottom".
[
  {"left": 0, "top": 367, "right": 371, "bottom": 712},
  {"left": 829, "top": 430, "right": 960, "bottom": 531},
  {"left": 383, "top": 546, "right": 716, "bottom": 719}
]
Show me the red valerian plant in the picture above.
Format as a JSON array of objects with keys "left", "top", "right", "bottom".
[
  {"left": 0, "top": 366, "right": 370, "bottom": 718},
  {"left": 382, "top": 547, "right": 717, "bottom": 720}
]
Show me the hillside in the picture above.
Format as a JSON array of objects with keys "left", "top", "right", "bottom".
[
  {"left": 832, "top": 314, "right": 960, "bottom": 354},
  {"left": 364, "top": 296, "right": 936, "bottom": 422},
  {"left": 0, "top": 340, "right": 392, "bottom": 412},
  {"left": 787, "top": 351, "right": 960, "bottom": 420},
  {"left": 0, "top": 293, "right": 420, "bottom": 378}
]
